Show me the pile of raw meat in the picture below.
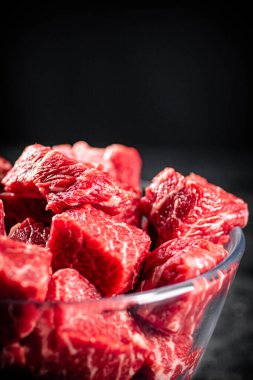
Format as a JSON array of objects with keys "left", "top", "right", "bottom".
[{"left": 0, "top": 142, "right": 248, "bottom": 380}]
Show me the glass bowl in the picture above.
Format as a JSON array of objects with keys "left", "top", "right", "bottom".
[{"left": 0, "top": 227, "right": 245, "bottom": 380}]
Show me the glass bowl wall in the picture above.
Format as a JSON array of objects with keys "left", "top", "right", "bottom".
[{"left": 0, "top": 227, "right": 245, "bottom": 380}]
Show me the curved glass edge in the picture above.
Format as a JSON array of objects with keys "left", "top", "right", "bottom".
[
  {"left": 0, "top": 227, "right": 245, "bottom": 309},
  {"left": 124, "top": 226, "right": 245, "bottom": 307}
]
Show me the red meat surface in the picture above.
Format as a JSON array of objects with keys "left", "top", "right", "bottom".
[
  {"left": 2, "top": 144, "right": 133, "bottom": 215},
  {"left": 52, "top": 144, "right": 75, "bottom": 160},
  {"left": 48, "top": 204, "right": 151, "bottom": 296},
  {"left": 113, "top": 188, "right": 142, "bottom": 227},
  {"left": 136, "top": 238, "right": 229, "bottom": 335},
  {"left": 133, "top": 331, "right": 202, "bottom": 380},
  {"left": 0, "top": 156, "right": 12, "bottom": 183},
  {"left": 9, "top": 218, "right": 50, "bottom": 247},
  {"left": 46, "top": 268, "right": 101, "bottom": 302},
  {"left": 142, "top": 168, "right": 248, "bottom": 246},
  {"left": 54, "top": 141, "right": 142, "bottom": 190},
  {"left": 0, "top": 236, "right": 52, "bottom": 345},
  {"left": 0, "top": 199, "right": 5, "bottom": 236},
  {"left": 52, "top": 311, "right": 150, "bottom": 380},
  {"left": 24, "top": 268, "right": 150, "bottom": 380},
  {"left": 139, "top": 238, "right": 227, "bottom": 290},
  {"left": 2, "top": 144, "right": 51, "bottom": 198},
  {"left": 136, "top": 265, "right": 237, "bottom": 336},
  {"left": 0, "top": 192, "right": 53, "bottom": 233}
]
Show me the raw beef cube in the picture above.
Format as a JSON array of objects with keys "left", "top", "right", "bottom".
[
  {"left": 0, "top": 156, "right": 12, "bottom": 194},
  {"left": 48, "top": 204, "right": 151, "bottom": 296},
  {"left": 52, "top": 144, "right": 75, "bottom": 159},
  {"left": 9, "top": 218, "right": 50, "bottom": 247},
  {"left": 133, "top": 332, "right": 202, "bottom": 380},
  {"left": 52, "top": 310, "right": 150, "bottom": 380},
  {"left": 113, "top": 188, "right": 142, "bottom": 227},
  {"left": 136, "top": 238, "right": 228, "bottom": 335},
  {"left": 3, "top": 144, "right": 133, "bottom": 215},
  {"left": 0, "top": 236, "right": 52, "bottom": 345},
  {"left": 0, "top": 199, "right": 5, "bottom": 235},
  {"left": 100, "top": 144, "right": 142, "bottom": 190},
  {"left": 55, "top": 141, "right": 142, "bottom": 190},
  {"left": 141, "top": 168, "right": 248, "bottom": 246},
  {"left": 41, "top": 164, "right": 131, "bottom": 215},
  {"left": 46, "top": 268, "right": 101, "bottom": 301},
  {"left": 0, "top": 156, "right": 12, "bottom": 183},
  {"left": 72, "top": 141, "right": 104, "bottom": 162},
  {"left": 139, "top": 238, "right": 227, "bottom": 290},
  {"left": 0, "top": 192, "right": 53, "bottom": 233},
  {"left": 2, "top": 144, "right": 51, "bottom": 198},
  {"left": 25, "top": 268, "right": 150, "bottom": 380},
  {"left": 54, "top": 142, "right": 103, "bottom": 166},
  {"left": 0, "top": 236, "right": 51, "bottom": 301},
  {"left": 24, "top": 269, "right": 101, "bottom": 377}
]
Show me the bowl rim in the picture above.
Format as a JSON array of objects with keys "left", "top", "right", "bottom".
[
  {"left": 126, "top": 226, "right": 245, "bottom": 306},
  {"left": 1, "top": 227, "right": 245, "bottom": 308}
]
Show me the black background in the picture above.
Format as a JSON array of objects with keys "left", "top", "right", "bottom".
[
  {"left": 1, "top": 2, "right": 252, "bottom": 150},
  {"left": 0, "top": 3, "right": 253, "bottom": 380}
]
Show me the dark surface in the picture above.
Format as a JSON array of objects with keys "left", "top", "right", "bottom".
[{"left": 1, "top": 144, "right": 253, "bottom": 380}]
